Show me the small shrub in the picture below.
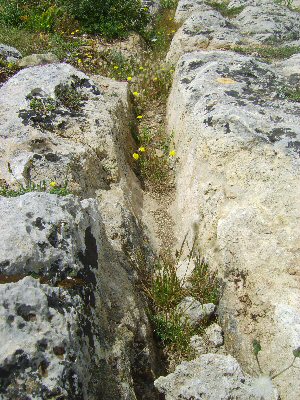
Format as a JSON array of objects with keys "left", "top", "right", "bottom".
[
  {"left": 55, "top": 79, "right": 88, "bottom": 111},
  {"left": 58, "top": 0, "right": 151, "bottom": 38},
  {"left": 0, "top": 57, "right": 20, "bottom": 84}
]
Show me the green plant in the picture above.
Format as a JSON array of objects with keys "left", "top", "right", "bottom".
[
  {"left": 231, "top": 45, "right": 300, "bottom": 61},
  {"left": 0, "top": 57, "right": 20, "bottom": 84},
  {"left": 275, "top": 0, "right": 293, "bottom": 7},
  {"left": 207, "top": 1, "right": 244, "bottom": 18},
  {"left": 136, "top": 249, "right": 219, "bottom": 365},
  {"left": 54, "top": 79, "right": 88, "bottom": 111},
  {"left": 131, "top": 126, "right": 176, "bottom": 190},
  {"left": 282, "top": 87, "right": 300, "bottom": 102},
  {"left": 0, "top": 179, "right": 70, "bottom": 197},
  {"left": 58, "top": 0, "right": 151, "bottom": 38},
  {"left": 160, "top": 0, "right": 178, "bottom": 10},
  {"left": 252, "top": 340, "right": 300, "bottom": 379}
]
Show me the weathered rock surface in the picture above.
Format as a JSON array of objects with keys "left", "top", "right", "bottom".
[
  {"left": 0, "top": 63, "right": 139, "bottom": 202},
  {"left": 167, "top": 41, "right": 300, "bottom": 400},
  {"left": 205, "top": 323, "right": 224, "bottom": 347},
  {"left": 0, "top": 192, "right": 159, "bottom": 399},
  {"left": 168, "top": 0, "right": 300, "bottom": 64},
  {"left": 0, "top": 43, "right": 22, "bottom": 62},
  {"left": 17, "top": 53, "right": 59, "bottom": 68},
  {"left": 0, "top": 63, "right": 161, "bottom": 399},
  {"left": 177, "top": 296, "right": 215, "bottom": 327},
  {"left": 155, "top": 354, "right": 279, "bottom": 400}
]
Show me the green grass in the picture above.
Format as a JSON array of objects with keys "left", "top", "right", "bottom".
[
  {"left": 231, "top": 44, "right": 300, "bottom": 61},
  {"left": 0, "top": 24, "right": 81, "bottom": 59},
  {"left": 0, "top": 0, "right": 151, "bottom": 39},
  {"left": 282, "top": 88, "right": 300, "bottom": 102},
  {"left": 136, "top": 252, "right": 220, "bottom": 365},
  {"left": 207, "top": 1, "right": 244, "bottom": 18},
  {"left": 0, "top": 180, "right": 70, "bottom": 197}
]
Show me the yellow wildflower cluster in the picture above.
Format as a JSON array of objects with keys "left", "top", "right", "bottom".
[{"left": 132, "top": 146, "right": 146, "bottom": 160}]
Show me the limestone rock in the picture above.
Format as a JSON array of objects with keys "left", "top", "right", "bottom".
[
  {"left": 168, "top": 6, "right": 243, "bottom": 64},
  {"left": 190, "top": 335, "right": 207, "bottom": 355},
  {"left": 234, "top": 1, "right": 300, "bottom": 44},
  {"left": 17, "top": 53, "right": 59, "bottom": 68},
  {"left": 0, "top": 192, "right": 159, "bottom": 399},
  {"left": 0, "top": 63, "right": 139, "bottom": 202},
  {"left": 274, "top": 53, "right": 300, "bottom": 78},
  {"left": 0, "top": 44, "right": 22, "bottom": 62},
  {"left": 177, "top": 296, "right": 215, "bottom": 326},
  {"left": 168, "top": 0, "right": 300, "bottom": 64},
  {"left": 205, "top": 323, "right": 224, "bottom": 347},
  {"left": 167, "top": 48, "right": 300, "bottom": 399},
  {"left": 155, "top": 354, "right": 279, "bottom": 400},
  {"left": 174, "top": 0, "right": 208, "bottom": 23},
  {"left": 0, "top": 62, "right": 160, "bottom": 399}
]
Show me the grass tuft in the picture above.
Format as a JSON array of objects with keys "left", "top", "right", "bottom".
[{"left": 136, "top": 251, "right": 220, "bottom": 367}]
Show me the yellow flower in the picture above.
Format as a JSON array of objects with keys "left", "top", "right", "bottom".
[
  {"left": 133, "top": 91, "right": 139, "bottom": 97},
  {"left": 75, "top": 29, "right": 80, "bottom": 33},
  {"left": 169, "top": 150, "right": 176, "bottom": 157},
  {"left": 113, "top": 65, "right": 119, "bottom": 70},
  {"left": 71, "top": 31, "right": 75, "bottom": 35},
  {"left": 77, "top": 59, "right": 82, "bottom": 63},
  {"left": 139, "top": 66, "right": 144, "bottom": 71},
  {"left": 139, "top": 147, "right": 145, "bottom": 152},
  {"left": 137, "top": 115, "right": 143, "bottom": 119},
  {"left": 133, "top": 153, "right": 140, "bottom": 160},
  {"left": 49, "top": 181, "right": 57, "bottom": 188},
  {"left": 127, "top": 76, "right": 132, "bottom": 81},
  {"left": 153, "top": 77, "right": 158, "bottom": 81},
  {"left": 171, "top": 30, "right": 176, "bottom": 33}
]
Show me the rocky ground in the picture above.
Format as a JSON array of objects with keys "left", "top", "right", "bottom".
[{"left": 0, "top": 0, "right": 300, "bottom": 399}]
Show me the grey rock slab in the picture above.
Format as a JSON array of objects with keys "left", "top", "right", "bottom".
[
  {"left": 0, "top": 276, "right": 84, "bottom": 399},
  {"left": 0, "top": 192, "right": 159, "bottom": 399},
  {"left": 167, "top": 49, "right": 300, "bottom": 399},
  {"left": 17, "top": 53, "right": 59, "bottom": 67},
  {"left": 0, "top": 44, "right": 22, "bottom": 62},
  {"left": 274, "top": 53, "right": 300, "bottom": 78},
  {"left": 234, "top": 1, "right": 300, "bottom": 44},
  {"left": 0, "top": 63, "right": 138, "bottom": 200},
  {"left": 169, "top": 0, "right": 300, "bottom": 65},
  {"left": 205, "top": 323, "right": 224, "bottom": 347},
  {"left": 0, "top": 192, "right": 95, "bottom": 280},
  {"left": 177, "top": 296, "right": 215, "bottom": 326},
  {"left": 175, "top": 0, "right": 209, "bottom": 23},
  {"left": 190, "top": 335, "right": 207, "bottom": 355},
  {"left": 155, "top": 354, "right": 279, "bottom": 400},
  {"left": 167, "top": 8, "right": 243, "bottom": 64}
]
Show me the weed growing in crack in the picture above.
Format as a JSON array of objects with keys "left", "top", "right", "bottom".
[
  {"left": 231, "top": 44, "right": 300, "bottom": 61},
  {"left": 0, "top": 163, "right": 70, "bottom": 197},
  {"left": 131, "top": 126, "right": 177, "bottom": 190},
  {"left": 135, "top": 248, "right": 220, "bottom": 368},
  {"left": 207, "top": 1, "right": 244, "bottom": 18}
]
